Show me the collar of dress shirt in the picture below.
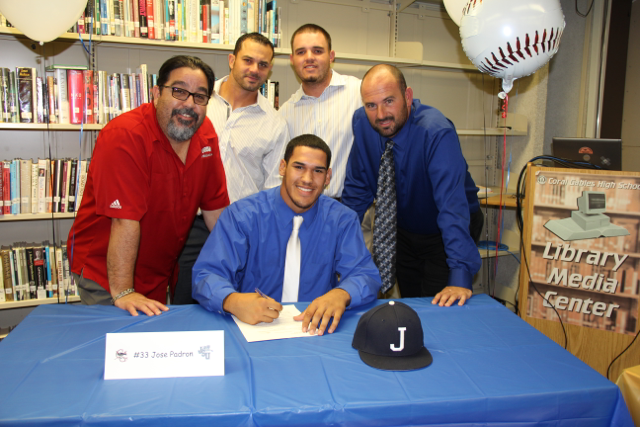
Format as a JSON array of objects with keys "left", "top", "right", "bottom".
[
  {"left": 272, "top": 187, "right": 320, "bottom": 230},
  {"left": 291, "top": 70, "right": 348, "bottom": 103},
  {"left": 213, "top": 75, "right": 266, "bottom": 113}
]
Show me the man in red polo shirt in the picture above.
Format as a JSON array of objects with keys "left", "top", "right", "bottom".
[{"left": 68, "top": 55, "right": 230, "bottom": 316}]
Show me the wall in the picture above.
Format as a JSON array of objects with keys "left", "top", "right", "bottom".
[{"left": 621, "top": 0, "right": 640, "bottom": 170}]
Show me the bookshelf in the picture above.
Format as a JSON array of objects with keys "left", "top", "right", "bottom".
[
  {"left": 0, "top": 123, "right": 103, "bottom": 131},
  {"left": 0, "top": 295, "right": 80, "bottom": 310},
  {"left": 0, "top": 213, "right": 76, "bottom": 222},
  {"left": 0, "top": 121, "right": 526, "bottom": 136}
]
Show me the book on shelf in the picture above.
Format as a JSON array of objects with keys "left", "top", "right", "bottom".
[
  {"left": 46, "top": 75, "right": 57, "bottom": 124},
  {"left": 119, "top": 73, "right": 131, "bottom": 114},
  {"left": 1, "top": 246, "right": 13, "bottom": 302},
  {"left": 8, "top": 71, "right": 18, "bottom": 123},
  {"left": 101, "top": 0, "right": 111, "bottom": 35},
  {"left": 132, "top": 0, "right": 141, "bottom": 38},
  {"left": 52, "top": 68, "right": 70, "bottom": 124},
  {"left": 0, "top": 252, "right": 3, "bottom": 303},
  {"left": 60, "top": 160, "right": 69, "bottom": 213},
  {"left": 30, "top": 162, "right": 38, "bottom": 214},
  {"left": 0, "top": 162, "right": 3, "bottom": 214},
  {"left": 77, "top": 10, "right": 86, "bottom": 34},
  {"left": 2, "top": 161, "right": 10, "bottom": 214},
  {"left": 45, "top": 65, "right": 89, "bottom": 71},
  {"left": 10, "top": 160, "right": 19, "bottom": 214},
  {"left": 19, "top": 159, "right": 31, "bottom": 214},
  {"left": 92, "top": 0, "right": 101, "bottom": 36},
  {"left": 114, "top": 0, "right": 123, "bottom": 37},
  {"left": 45, "top": 160, "right": 53, "bottom": 212},
  {"left": 67, "top": 159, "right": 79, "bottom": 213},
  {"left": 25, "top": 243, "right": 36, "bottom": 299},
  {"left": 83, "top": 70, "right": 95, "bottom": 124},
  {"left": 52, "top": 158, "right": 63, "bottom": 213},
  {"left": 37, "top": 159, "right": 46, "bottom": 213},
  {"left": 16, "top": 67, "right": 35, "bottom": 124},
  {"left": 33, "top": 245, "right": 47, "bottom": 299},
  {"left": 0, "top": 68, "right": 10, "bottom": 123},
  {"left": 147, "top": 0, "right": 156, "bottom": 39},
  {"left": 36, "top": 76, "right": 45, "bottom": 124},
  {"left": 67, "top": 70, "right": 84, "bottom": 124}
]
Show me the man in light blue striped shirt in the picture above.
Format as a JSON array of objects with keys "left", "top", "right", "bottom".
[
  {"left": 174, "top": 33, "right": 289, "bottom": 304},
  {"left": 279, "top": 24, "right": 363, "bottom": 200}
]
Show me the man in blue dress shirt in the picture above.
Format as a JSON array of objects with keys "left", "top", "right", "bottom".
[
  {"left": 193, "top": 134, "right": 382, "bottom": 335},
  {"left": 342, "top": 64, "right": 483, "bottom": 307}
]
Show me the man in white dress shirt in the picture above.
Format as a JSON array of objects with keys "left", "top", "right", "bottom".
[
  {"left": 174, "top": 33, "right": 289, "bottom": 304},
  {"left": 278, "top": 24, "right": 362, "bottom": 200}
]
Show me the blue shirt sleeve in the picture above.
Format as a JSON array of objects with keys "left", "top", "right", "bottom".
[
  {"left": 192, "top": 206, "right": 248, "bottom": 314},
  {"left": 342, "top": 108, "right": 377, "bottom": 223},
  {"left": 426, "top": 127, "right": 481, "bottom": 289},
  {"left": 333, "top": 210, "right": 381, "bottom": 306}
]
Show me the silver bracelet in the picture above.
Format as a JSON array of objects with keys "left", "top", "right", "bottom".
[{"left": 112, "top": 288, "right": 135, "bottom": 304}]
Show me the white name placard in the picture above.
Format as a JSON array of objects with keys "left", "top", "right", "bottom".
[{"left": 104, "top": 330, "right": 224, "bottom": 380}]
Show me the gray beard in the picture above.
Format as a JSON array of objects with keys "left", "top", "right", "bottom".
[
  {"left": 167, "top": 120, "right": 197, "bottom": 142},
  {"left": 167, "top": 109, "right": 199, "bottom": 142}
]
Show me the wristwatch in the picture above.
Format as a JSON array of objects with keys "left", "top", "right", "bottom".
[{"left": 112, "top": 288, "right": 135, "bottom": 304}]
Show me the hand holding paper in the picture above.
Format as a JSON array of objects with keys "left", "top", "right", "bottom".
[{"left": 294, "top": 288, "right": 351, "bottom": 336}]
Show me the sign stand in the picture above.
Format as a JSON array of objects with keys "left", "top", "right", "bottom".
[{"left": 518, "top": 164, "right": 640, "bottom": 379}]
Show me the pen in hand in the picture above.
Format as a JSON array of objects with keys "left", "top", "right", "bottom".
[
  {"left": 255, "top": 288, "right": 269, "bottom": 299},
  {"left": 255, "top": 288, "right": 279, "bottom": 311}
]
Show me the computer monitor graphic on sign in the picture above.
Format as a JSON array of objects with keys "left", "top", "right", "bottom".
[{"left": 544, "top": 191, "right": 629, "bottom": 241}]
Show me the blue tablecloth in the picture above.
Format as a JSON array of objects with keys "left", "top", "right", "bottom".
[{"left": 0, "top": 295, "right": 633, "bottom": 426}]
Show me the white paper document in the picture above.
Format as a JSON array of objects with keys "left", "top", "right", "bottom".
[{"left": 233, "top": 305, "right": 316, "bottom": 342}]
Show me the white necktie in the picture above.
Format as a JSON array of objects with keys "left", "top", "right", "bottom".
[{"left": 282, "top": 215, "right": 304, "bottom": 303}]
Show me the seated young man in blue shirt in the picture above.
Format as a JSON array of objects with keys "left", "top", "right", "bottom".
[{"left": 193, "top": 134, "right": 382, "bottom": 335}]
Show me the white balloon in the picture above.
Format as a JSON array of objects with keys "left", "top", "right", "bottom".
[
  {"left": 443, "top": 0, "right": 469, "bottom": 26},
  {"left": 0, "top": 0, "right": 88, "bottom": 44},
  {"left": 460, "top": 0, "right": 565, "bottom": 94}
]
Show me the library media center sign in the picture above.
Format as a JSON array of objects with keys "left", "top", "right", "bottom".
[{"left": 527, "top": 169, "right": 640, "bottom": 335}]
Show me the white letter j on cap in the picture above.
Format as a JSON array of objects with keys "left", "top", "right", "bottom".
[{"left": 390, "top": 327, "right": 406, "bottom": 352}]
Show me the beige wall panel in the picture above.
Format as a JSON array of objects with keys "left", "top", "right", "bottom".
[
  {"left": 282, "top": 1, "right": 390, "bottom": 56},
  {"left": 397, "top": 11, "right": 472, "bottom": 65}
]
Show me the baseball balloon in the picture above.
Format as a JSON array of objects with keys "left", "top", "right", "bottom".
[
  {"left": 460, "top": 0, "right": 565, "bottom": 94},
  {"left": 443, "top": 0, "right": 468, "bottom": 26}
]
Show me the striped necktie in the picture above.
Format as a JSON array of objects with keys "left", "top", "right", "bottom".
[{"left": 373, "top": 140, "right": 397, "bottom": 294}]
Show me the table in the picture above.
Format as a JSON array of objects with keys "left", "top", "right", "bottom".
[
  {"left": 617, "top": 365, "right": 640, "bottom": 426},
  {"left": 0, "top": 295, "right": 633, "bottom": 426}
]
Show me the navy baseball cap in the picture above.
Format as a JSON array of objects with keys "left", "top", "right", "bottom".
[{"left": 352, "top": 301, "right": 432, "bottom": 371}]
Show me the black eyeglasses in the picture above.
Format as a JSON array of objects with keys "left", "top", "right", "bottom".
[{"left": 160, "top": 86, "right": 210, "bottom": 106}]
